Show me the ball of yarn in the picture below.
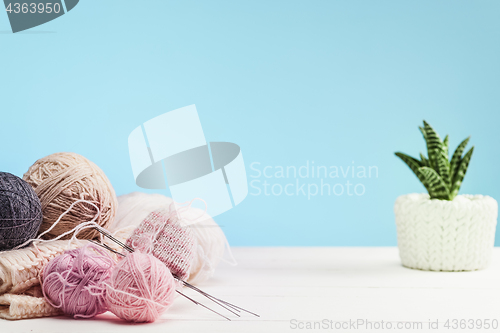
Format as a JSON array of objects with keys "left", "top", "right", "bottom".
[
  {"left": 110, "top": 192, "right": 227, "bottom": 284},
  {"left": 0, "top": 172, "right": 43, "bottom": 251},
  {"left": 106, "top": 251, "right": 177, "bottom": 323},
  {"left": 23, "top": 152, "right": 118, "bottom": 240},
  {"left": 42, "top": 244, "right": 115, "bottom": 318},
  {"left": 111, "top": 192, "right": 173, "bottom": 235}
]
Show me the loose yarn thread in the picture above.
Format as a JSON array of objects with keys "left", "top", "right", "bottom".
[
  {"left": 13, "top": 199, "right": 103, "bottom": 251},
  {"left": 0, "top": 172, "right": 43, "bottom": 251}
]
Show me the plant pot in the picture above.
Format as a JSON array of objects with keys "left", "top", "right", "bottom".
[{"left": 394, "top": 193, "right": 498, "bottom": 271}]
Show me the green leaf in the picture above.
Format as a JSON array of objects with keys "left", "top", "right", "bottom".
[
  {"left": 395, "top": 152, "right": 422, "bottom": 168},
  {"left": 443, "top": 135, "right": 449, "bottom": 157},
  {"left": 450, "top": 136, "right": 470, "bottom": 181},
  {"left": 418, "top": 167, "right": 451, "bottom": 200},
  {"left": 423, "top": 121, "right": 451, "bottom": 188},
  {"left": 395, "top": 152, "right": 431, "bottom": 193},
  {"left": 419, "top": 126, "right": 426, "bottom": 141},
  {"left": 450, "top": 146, "right": 474, "bottom": 199},
  {"left": 420, "top": 152, "right": 430, "bottom": 167}
]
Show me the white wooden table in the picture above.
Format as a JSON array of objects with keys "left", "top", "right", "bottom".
[{"left": 1, "top": 247, "right": 499, "bottom": 333}]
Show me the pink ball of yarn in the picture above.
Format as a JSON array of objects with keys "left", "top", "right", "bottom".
[
  {"left": 105, "top": 251, "right": 177, "bottom": 323},
  {"left": 42, "top": 244, "right": 114, "bottom": 318}
]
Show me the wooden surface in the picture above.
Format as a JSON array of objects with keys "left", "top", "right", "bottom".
[{"left": 1, "top": 247, "right": 499, "bottom": 333}]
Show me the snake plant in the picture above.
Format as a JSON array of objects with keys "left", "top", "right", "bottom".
[{"left": 395, "top": 121, "right": 474, "bottom": 200}]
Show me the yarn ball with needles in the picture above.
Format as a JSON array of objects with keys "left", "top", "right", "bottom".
[
  {"left": 23, "top": 152, "right": 118, "bottom": 240},
  {"left": 105, "top": 251, "right": 177, "bottom": 323},
  {"left": 41, "top": 244, "right": 115, "bottom": 318},
  {"left": 110, "top": 192, "right": 228, "bottom": 285},
  {"left": 0, "top": 172, "right": 43, "bottom": 251}
]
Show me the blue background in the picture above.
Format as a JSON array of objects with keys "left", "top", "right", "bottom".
[{"left": 1, "top": 1, "right": 499, "bottom": 246}]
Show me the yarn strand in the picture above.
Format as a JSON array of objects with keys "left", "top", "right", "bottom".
[{"left": 13, "top": 200, "right": 102, "bottom": 250}]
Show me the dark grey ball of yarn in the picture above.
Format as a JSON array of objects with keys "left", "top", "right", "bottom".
[{"left": 0, "top": 172, "right": 43, "bottom": 251}]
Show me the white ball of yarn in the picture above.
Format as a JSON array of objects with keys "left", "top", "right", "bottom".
[
  {"left": 110, "top": 192, "right": 228, "bottom": 285},
  {"left": 112, "top": 192, "right": 173, "bottom": 235},
  {"left": 177, "top": 205, "right": 227, "bottom": 285}
]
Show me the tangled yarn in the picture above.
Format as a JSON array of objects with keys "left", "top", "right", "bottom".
[
  {"left": 23, "top": 152, "right": 118, "bottom": 240},
  {"left": 0, "top": 172, "right": 43, "bottom": 251},
  {"left": 105, "top": 251, "right": 177, "bottom": 323},
  {"left": 41, "top": 243, "right": 115, "bottom": 318},
  {"left": 111, "top": 192, "right": 229, "bottom": 284}
]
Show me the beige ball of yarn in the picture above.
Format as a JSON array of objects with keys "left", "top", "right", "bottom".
[
  {"left": 110, "top": 192, "right": 228, "bottom": 285},
  {"left": 23, "top": 152, "right": 118, "bottom": 240}
]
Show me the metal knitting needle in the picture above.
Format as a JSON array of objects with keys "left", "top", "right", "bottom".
[
  {"left": 176, "top": 290, "right": 230, "bottom": 321},
  {"left": 92, "top": 227, "right": 259, "bottom": 318},
  {"left": 88, "top": 240, "right": 126, "bottom": 258},
  {"left": 91, "top": 232, "right": 240, "bottom": 317},
  {"left": 180, "top": 279, "right": 259, "bottom": 317},
  {"left": 172, "top": 276, "right": 241, "bottom": 317},
  {"left": 181, "top": 280, "right": 260, "bottom": 317},
  {"left": 93, "top": 227, "right": 134, "bottom": 253},
  {"left": 88, "top": 239, "right": 232, "bottom": 321},
  {"left": 176, "top": 279, "right": 241, "bottom": 313},
  {"left": 89, "top": 239, "right": 240, "bottom": 318}
]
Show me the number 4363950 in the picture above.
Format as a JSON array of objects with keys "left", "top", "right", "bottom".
[
  {"left": 5, "top": 3, "right": 62, "bottom": 14},
  {"left": 444, "top": 319, "right": 499, "bottom": 330}
]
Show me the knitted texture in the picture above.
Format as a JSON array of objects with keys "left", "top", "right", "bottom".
[
  {"left": 126, "top": 210, "right": 195, "bottom": 280},
  {"left": 0, "top": 172, "right": 43, "bottom": 251},
  {"left": 23, "top": 152, "right": 118, "bottom": 240},
  {"left": 111, "top": 192, "right": 229, "bottom": 285},
  {"left": 395, "top": 193, "right": 498, "bottom": 271},
  {"left": 0, "top": 240, "right": 79, "bottom": 295},
  {"left": 0, "top": 293, "right": 62, "bottom": 320}
]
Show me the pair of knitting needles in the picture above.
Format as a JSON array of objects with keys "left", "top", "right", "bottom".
[{"left": 90, "top": 227, "right": 259, "bottom": 321}]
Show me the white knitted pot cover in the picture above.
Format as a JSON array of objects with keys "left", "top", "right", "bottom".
[{"left": 394, "top": 193, "right": 498, "bottom": 271}]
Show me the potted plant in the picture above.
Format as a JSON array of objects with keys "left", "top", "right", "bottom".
[{"left": 394, "top": 121, "right": 498, "bottom": 271}]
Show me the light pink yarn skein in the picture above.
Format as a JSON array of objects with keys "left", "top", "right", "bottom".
[
  {"left": 105, "top": 251, "right": 177, "bottom": 323},
  {"left": 42, "top": 244, "right": 115, "bottom": 318}
]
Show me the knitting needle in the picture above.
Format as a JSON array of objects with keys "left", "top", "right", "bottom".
[
  {"left": 180, "top": 279, "right": 259, "bottom": 317},
  {"left": 181, "top": 280, "right": 260, "bottom": 317},
  {"left": 90, "top": 232, "right": 240, "bottom": 317},
  {"left": 173, "top": 276, "right": 241, "bottom": 317},
  {"left": 88, "top": 236, "right": 238, "bottom": 320},
  {"left": 88, "top": 240, "right": 126, "bottom": 258},
  {"left": 92, "top": 227, "right": 259, "bottom": 318},
  {"left": 89, "top": 239, "right": 232, "bottom": 321},
  {"left": 93, "top": 227, "right": 134, "bottom": 253},
  {"left": 89, "top": 239, "right": 240, "bottom": 318},
  {"left": 87, "top": 239, "right": 232, "bottom": 321},
  {"left": 176, "top": 290, "right": 230, "bottom": 321}
]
